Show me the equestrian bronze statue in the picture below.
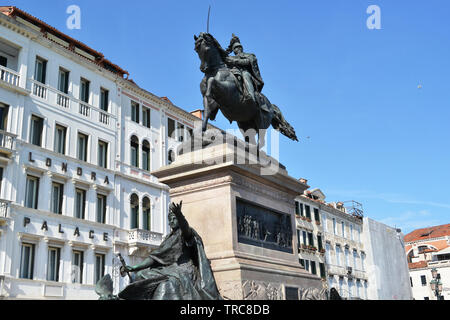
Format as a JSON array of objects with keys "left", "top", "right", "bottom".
[{"left": 194, "top": 32, "right": 298, "bottom": 147}]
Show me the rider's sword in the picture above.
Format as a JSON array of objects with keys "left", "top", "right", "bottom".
[
  {"left": 207, "top": 5, "right": 211, "bottom": 33},
  {"left": 117, "top": 253, "right": 132, "bottom": 282}
]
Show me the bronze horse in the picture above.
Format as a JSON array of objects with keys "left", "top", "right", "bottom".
[{"left": 194, "top": 32, "right": 298, "bottom": 147}]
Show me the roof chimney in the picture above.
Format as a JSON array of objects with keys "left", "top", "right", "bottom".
[{"left": 190, "top": 109, "right": 203, "bottom": 120}]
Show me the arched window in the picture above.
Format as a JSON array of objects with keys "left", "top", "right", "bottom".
[
  {"left": 142, "top": 140, "right": 150, "bottom": 171},
  {"left": 130, "top": 135, "right": 139, "bottom": 167},
  {"left": 142, "top": 197, "right": 151, "bottom": 231},
  {"left": 130, "top": 193, "right": 139, "bottom": 229},
  {"left": 168, "top": 149, "right": 175, "bottom": 165}
]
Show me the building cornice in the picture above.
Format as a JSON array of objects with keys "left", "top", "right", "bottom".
[
  {"left": 0, "top": 13, "right": 124, "bottom": 83},
  {"left": 405, "top": 236, "right": 448, "bottom": 246},
  {"left": 298, "top": 195, "right": 363, "bottom": 224}
]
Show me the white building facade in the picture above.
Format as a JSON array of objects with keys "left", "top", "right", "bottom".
[
  {"left": 362, "top": 218, "right": 412, "bottom": 300},
  {"left": 0, "top": 6, "right": 203, "bottom": 299},
  {"left": 405, "top": 224, "right": 450, "bottom": 300},
  {"left": 294, "top": 188, "right": 327, "bottom": 284},
  {"left": 295, "top": 186, "right": 368, "bottom": 299},
  {"left": 321, "top": 200, "right": 368, "bottom": 299}
]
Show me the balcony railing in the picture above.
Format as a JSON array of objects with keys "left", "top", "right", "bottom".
[
  {"left": 0, "top": 130, "right": 17, "bottom": 153},
  {"left": 327, "top": 264, "right": 347, "bottom": 276},
  {"left": 128, "top": 229, "right": 162, "bottom": 246},
  {"left": 79, "top": 102, "right": 90, "bottom": 117},
  {"left": 0, "top": 65, "right": 20, "bottom": 87},
  {"left": 56, "top": 92, "right": 70, "bottom": 108},
  {"left": 32, "top": 81, "right": 47, "bottom": 99},
  {"left": 98, "top": 110, "right": 110, "bottom": 125},
  {"left": 29, "top": 79, "right": 116, "bottom": 129}
]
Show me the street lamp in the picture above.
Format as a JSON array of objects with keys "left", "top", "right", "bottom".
[{"left": 430, "top": 268, "right": 443, "bottom": 300}]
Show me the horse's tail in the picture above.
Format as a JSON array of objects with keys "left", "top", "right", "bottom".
[{"left": 271, "top": 104, "right": 298, "bottom": 141}]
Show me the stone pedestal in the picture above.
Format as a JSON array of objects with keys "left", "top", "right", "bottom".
[{"left": 152, "top": 138, "right": 323, "bottom": 300}]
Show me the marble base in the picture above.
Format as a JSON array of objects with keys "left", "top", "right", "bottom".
[{"left": 152, "top": 139, "right": 323, "bottom": 300}]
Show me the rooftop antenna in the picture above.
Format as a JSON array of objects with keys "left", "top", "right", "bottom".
[{"left": 207, "top": 5, "right": 211, "bottom": 33}]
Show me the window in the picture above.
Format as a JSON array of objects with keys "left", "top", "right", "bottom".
[
  {"left": 34, "top": 57, "right": 47, "bottom": 84},
  {"left": 0, "top": 55, "right": 6, "bottom": 67},
  {"left": 142, "top": 140, "right": 150, "bottom": 171},
  {"left": 311, "top": 261, "right": 317, "bottom": 275},
  {"left": 0, "top": 102, "right": 9, "bottom": 131},
  {"left": 345, "top": 248, "right": 350, "bottom": 267},
  {"left": 95, "top": 254, "right": 105, "bottom": 284},
  {"left": 300, "top": 203, "right": 304, "bottom": 216},
  {"left": 336, "top": 245, "right": 341, "bottom": 266},
  {"left": 98, "top": 140, "right": 108, "bottom": 168},
  {"left": 54, "top": 125, "right": 66, "bottom": 155},
  {"left": 302, "top": 231, "right": 307, "bottom": 246},
  {"left": 353, "top": 250, "right": 358, "bottom": 269},
  {"left": 75, "top": 188, "right": 86, "bottom": 219},
  {"left": 168, "top": 149, "right": 175, "bottom": 165},
  {"left": 80, "top": 78, "right": 90, "bottom": 103},
  {"left": 130, "top": 136, "right": 139, "bottom": 167},
  {"left": 168, "top": 118, "right": 175, "bottom": 138},
  {"left": 47, "top": 247, "right": 60, "bottom": 282},
  {"left": 58, "top": 68, "right": 69, "bottom": 94},
  {"left": 421, "top": 275, "right": 427, "bottom": 286},
  {"left": 410, "top": 277, "right": 413, "bottom": 287},
  {"left": 350, "top": 224, "right": 354, "bottom": 240},
  {"left": 339, "top": 277, "right": 344, "bottom": 296},
  {"left": 361, "top": 253, "right": 365, "bottom": 271},
  {"left": 96, "top": 194, "right": 107, "bottom": 224},
  {"left": 177, "top": 122, "right": 185, "bottom": 142},
  {"left": 314, "top": 208, "right": 320, "bottom": 222},
  {"left": 19, "top": 243, "right": 35, "bottom": 279},
  {"left": 30, "top": 115, "right": 43, "bottom": 147},
  {"left": 325, "top": 243, "right": 331, "bottom": 263},
  {"left": 317, "top": 235, "right": 323, "bottom": 251},
  {"left": 142, "top": 107, "right": 150, "bottom": 128},
  {"left": 356, "top": 280, "right": 361, "bottom": 298},
  {"left": 142, "top": 197, "right": 151, "bottom": 231},
  {"left": 319, "top": 263, "right": 326, "bottom": 278},
  {"left": 299, "top": 259, "right": 305, "bottom": 268},
  {"left": 25, "top": 175, "right": 39, "bottom": 209},
  {"left": 50, "top": 182, "right": 63, "bottom": 214},
  {"left": 305, "top": 205, "right": 311, "bottom": 219},
  {"left": 348, "top": 280, "right": 353, "bottom": 299},
  {"left": 322, "top": 213, "right": 327, "bottom": 231},
  {"left": 308, "top": 232, "right": 314, "bottom": 247},
  {"left": 130, "top": 194, "right": 139, "bottom": 229},
  {"left": 341, "top": 221, "right": 345, "bottom": 238},
  {"left": 131, "top": 101, "right": 139, "bottom": 123},
  {"left": 77, "top": 133, "right": 88, "bottom": 161},
  {"left": 295, "top": 201, "right": 300, "bottom": 215},
  {"left": 187, "top": 127, "right": 193, "bottom": 140},
  {"left": 304, "top": 260, "right": 310, "bottom": 272},
  {"left": 100, "top": 88, "right": 109, "bottom": 111},
  {"left": 333, "top": 218, "right": 337, "bottom": 235},
  {"left": 357, "top": 226, "right": 361, "bottom": 242},
  {"left": 72, "top": 250, "right": 84, "bottom": 284}
]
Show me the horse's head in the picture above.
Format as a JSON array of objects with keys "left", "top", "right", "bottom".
[{"left": 194, "top": 33, "right": 228, "bottom": 74}]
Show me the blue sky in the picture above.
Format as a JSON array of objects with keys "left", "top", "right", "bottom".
[{"left": 10, "top": 0, "right": 450, "bottom": 234}]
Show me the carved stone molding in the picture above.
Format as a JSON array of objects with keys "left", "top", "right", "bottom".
[{"left": 242, "top": 280, "right": 282, "bottom": 300}]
